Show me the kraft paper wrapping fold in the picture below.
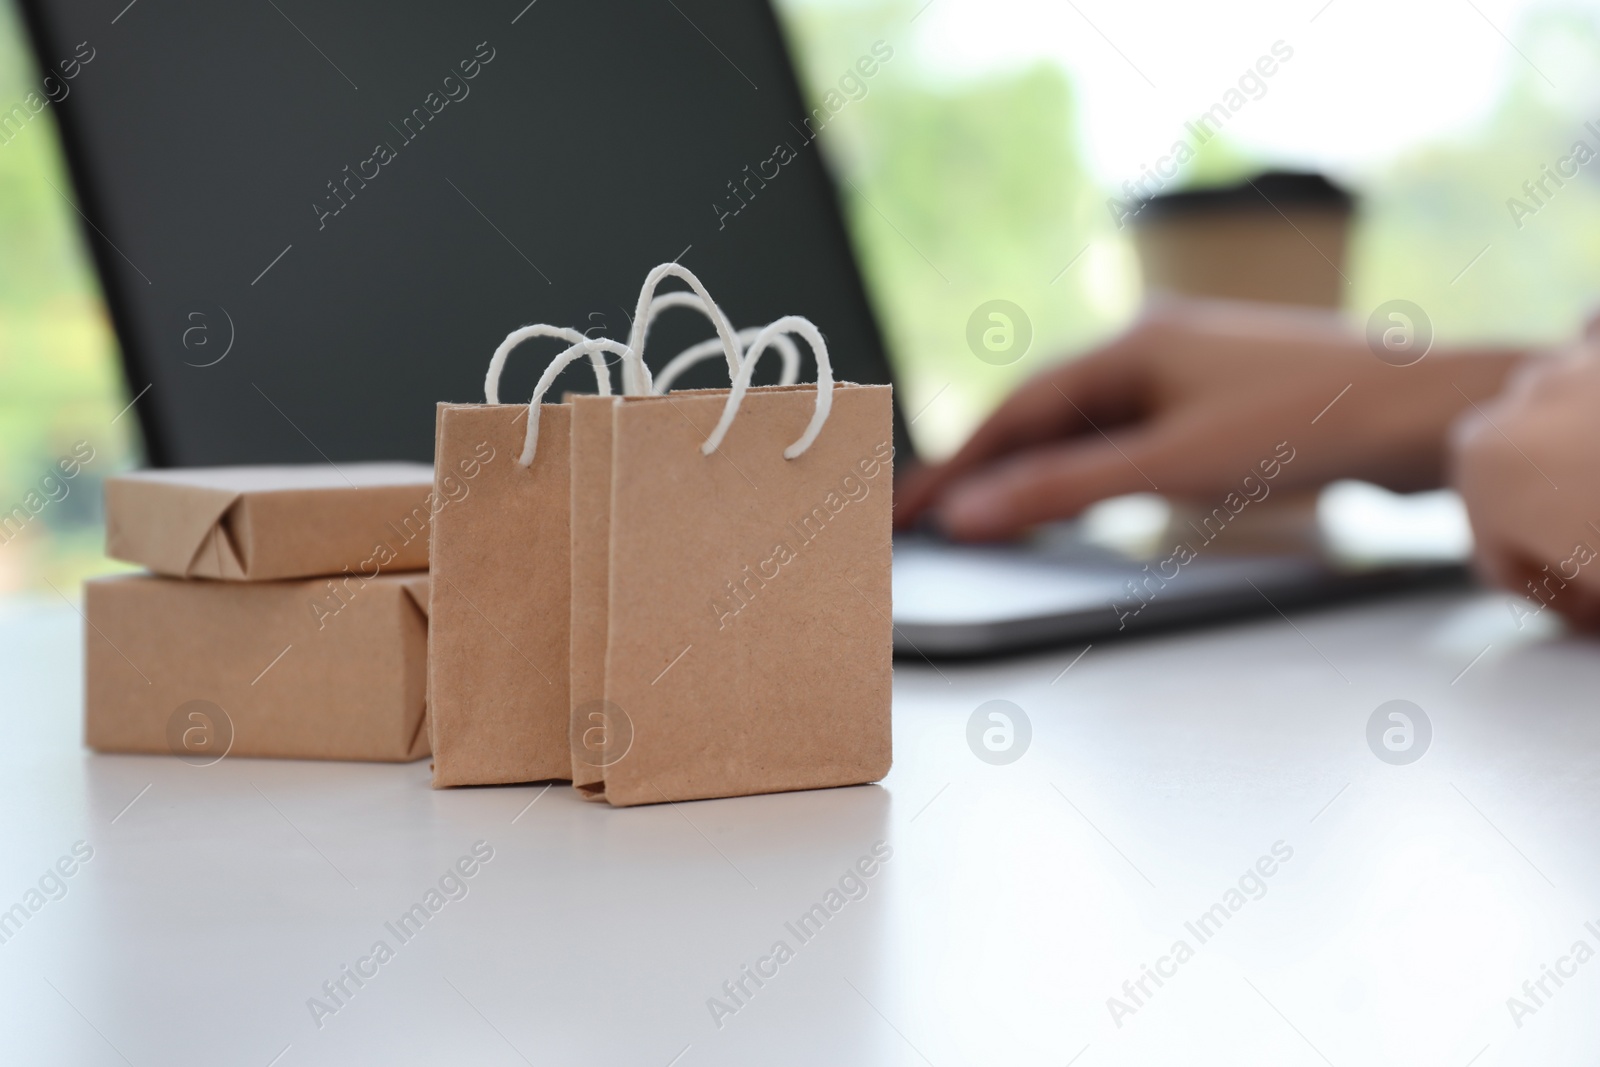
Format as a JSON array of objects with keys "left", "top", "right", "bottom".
[
  {"left": 570, "top": 383, "right": 895, "bottom": 806},
  {"left": 104, "top": 463, "right": 434, "bottom": 581},
  {"left": 427, "top": 406, "right": 571, "bottom": 787},
  {"left": 84, "top": 572, "right": 430, "bottom": 762}
]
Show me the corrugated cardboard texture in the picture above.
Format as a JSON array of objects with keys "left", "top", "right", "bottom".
[
  {"left": 428, "top": 404, "right": 571, "bottom": 787},
  {"left": 105, "top": 463, "right": 434, "bottom": 581},
  {"left": 589, "top": 383, "right": 894, "bottom": 806},
  {"left": 568, "top": 395, "right": 615, "bottom": 789},
  {"left": 84, "top": 572, "right": 429, "bottom": 761}
]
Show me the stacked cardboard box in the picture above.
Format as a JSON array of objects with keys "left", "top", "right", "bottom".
[{"left": 86, "top": 464, "right": 437, "bottom": 763}]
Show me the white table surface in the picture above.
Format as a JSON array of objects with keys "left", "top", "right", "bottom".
[{"left": 3, "top": 587, "right": 1598, "bottom": 1066}]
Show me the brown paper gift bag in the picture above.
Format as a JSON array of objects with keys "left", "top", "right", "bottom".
[
  {"left": 85, "top": 572, "right": 429, "bottom": 762},
  {"left": 426, "top": 339, "right": 610, "bottom": 787},
  {"left": 568, "top": 267, "right": 807, "bottom": 791},
  {"left": 433, "top": 264, "right": 798, "bottom": 788},
  {"left": 568, "top": 312, "right": 895, "bottom": 806},
  {"left": 105, "top": 464, "right": 433, "bottom": 581}
]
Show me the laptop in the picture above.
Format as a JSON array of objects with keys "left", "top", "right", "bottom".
[{"left": 22, "top": 0, "right": 1466, "bottom": 659}]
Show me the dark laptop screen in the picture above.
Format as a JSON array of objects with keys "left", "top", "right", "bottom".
[{"left": 20, "top": 0, "right": 898, "bottom": 465}]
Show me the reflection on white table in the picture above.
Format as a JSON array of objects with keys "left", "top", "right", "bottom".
[{"left": 1, "top": 586, "right": 1597, "bottom": 1066}]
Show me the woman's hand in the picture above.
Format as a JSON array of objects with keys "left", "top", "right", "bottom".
[
  {"left": 1452, "top": 345, "right": 1600, "bottom": 631},
  {"left": 897, "top": 297, "right": 1526, "bottom": 541}
]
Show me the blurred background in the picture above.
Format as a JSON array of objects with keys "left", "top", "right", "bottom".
[{"left": 7, "top": 0, "right": 1600, "bottom": 592}]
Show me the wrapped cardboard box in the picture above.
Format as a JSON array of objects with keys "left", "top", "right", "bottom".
[
  {"left": 85, "top": 572, "right": 430, "bottom": 762},
  {"left": 105, "top": 463, "right": 434, "bottom": 581}
]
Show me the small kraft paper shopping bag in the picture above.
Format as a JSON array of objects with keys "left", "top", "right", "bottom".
[
  {"left": 568, "top": 265, "right": 803, "bottom": 795},
  {"left": 561, "top": 266, "right": 895, "bottom": 806},
  {"left": 427, "top": 329, "right": 616, "bottom": 787},
  {"left": 431, "top": 267, "right": 796, "bottom": 788}
]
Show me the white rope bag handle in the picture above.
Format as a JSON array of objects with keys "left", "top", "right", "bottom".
[
  {"left": 488, "top": 290, "right": 767, "bottom": 408},
  {"left": 486, "top": 263, "right": 826, "bottom": 466},
  {"left": 634, "top": 290, "right": 800, "bottom": 392},
  {"left": 702, "top": 316, "right": 834, "bottom": 459},
  {"left": 517, "top": 338, "right": 640, "bottom": 466},
  {"left": 640, "top": 271, "right": 804, "bottom": 392},
  {"left": 484, "top": 324, "right": 612, "bottom": 405},
  {"left": 653, "top": 328, "right": 801, "bottom": 394},
  {"left": 626, "top": 263, "right": 743, "bottom": 395}
]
